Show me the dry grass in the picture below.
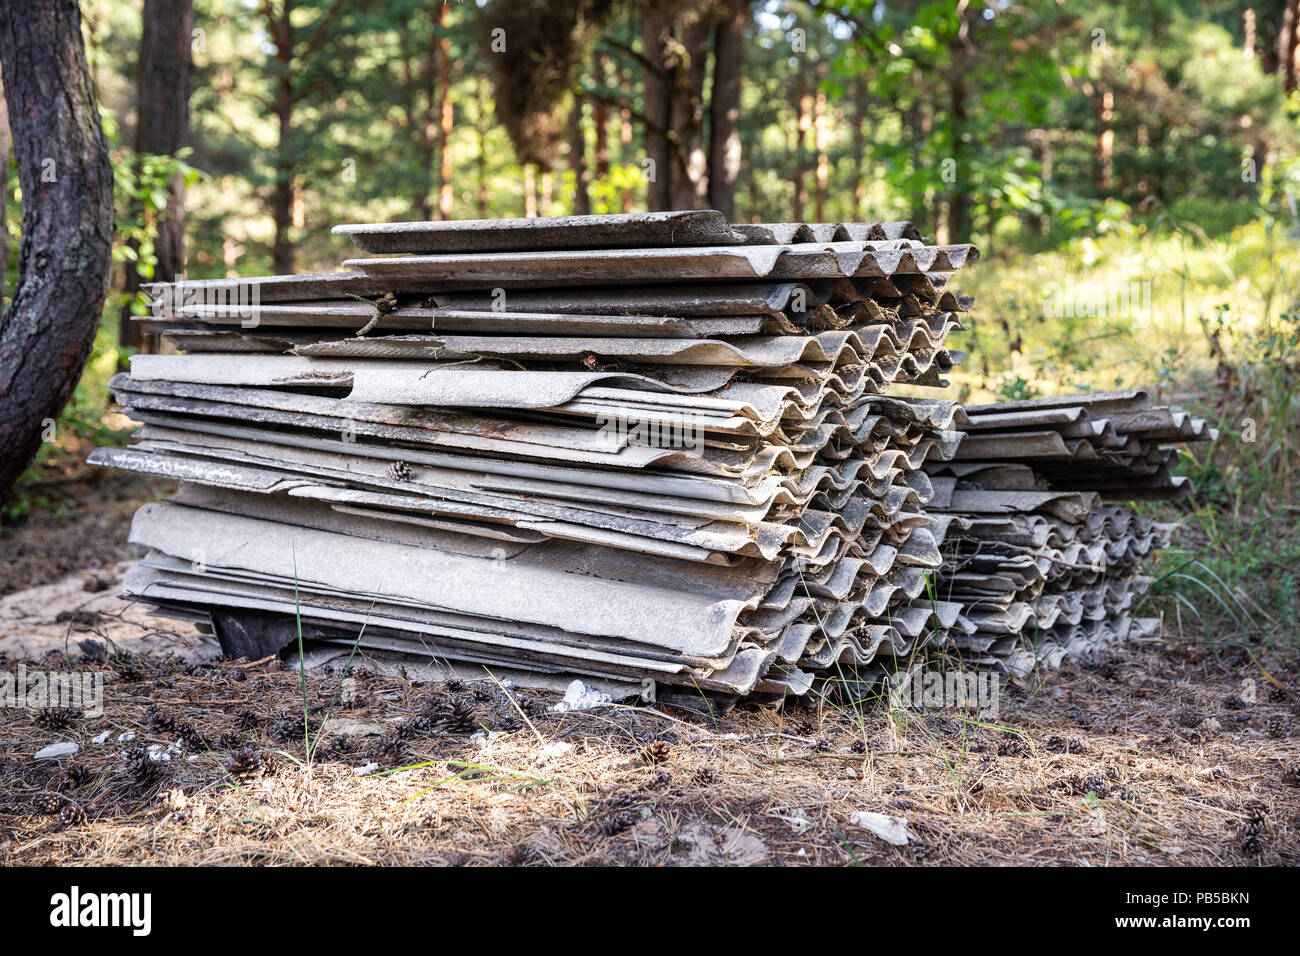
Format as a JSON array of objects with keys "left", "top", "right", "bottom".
[{"left": 2, "top": 628, "right": 1297, "bottom": 866}]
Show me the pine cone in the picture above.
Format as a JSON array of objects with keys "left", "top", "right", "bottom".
[
  {"left": 396, "top": 715, "right": 434, "bottom": 740},
  {"left": 31, "top": 792, "right": 63, "bottom": 815},
  {"left": 218, "top": 731, "right": 243, "bottom": 750},
  {"left": 122, "top": 746, "right": 160, "bottom": 786},
  {"left": 1241, "top": 816, "right": 1263, "bottom": 855},
  {"left": 112, "top": 658, "right": 142, "bottom": 682},
  {"left": 34, "top": 707, "right": 78, "bottom": 731},
  {"left": 234, "top": 708, "right": 261, "bottom": 731},
  {"left": 145, "top": 705, "right": 176, "bottom": 735},
  {"left": 224, "top": 746, "right": 264, "bottom": 782},
  {"left": 642, "top": 740, "right": 672, "bottom": 764},
  {"left": 375, "top": 734, "right": 408, "bottom": 767},
  {"left": 386, "top": 460, "right": 412, "bottom": 482},
  {"left": 175, "top": 723, "right": 207, "bottom": 752},
  {"left": 598, "top": 811, "right": 637, "bottom": 837},
  {"left": 60, "top": 765, "right": 92, "bottom": 790},
  {"left": 58, "top": 803, "right": 88, "bottom": 827},
  {"left": 269, "top": 710, "right": 300, "bottom": 743},
  {"left": 424, "top": 696, "right": 479, "bottom": 734},
  {"left": 1283, "top": 764, "right": 1300, "bottom": 788}
]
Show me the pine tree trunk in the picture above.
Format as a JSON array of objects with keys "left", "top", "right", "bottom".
[
  {"left": 569, "top": 96, "right": 590, "bottom": 215},
  {"left": 851, "top": 75, "right": 866, "bottom": 219},
  {"left": 814, "top": 85, "right": 829, "bottom": 222},
  {"left": 0, "top": 75, "right": 9, "bottom": 305},
  {"left": 669, "top": 18, "right": 710, "bottom": 210},
  {"left": 476, "top": 76, "right": 489, "bottom": 217},
  {"left": 1279, "top": 0, "right": 1299, "bottom": 92},
  {"left": 120, "top": 0, "right": 193, "bottom": 354},
  {"left": 0, "top": 0, "right": 115, "bottom": 500},
  {"left": 792, "top": 73, "right": 810, "bottom": 221},
  {"left": 435, "top": 2, "right": 453, "bottom": 220},
  {"left": 270, "top": 1, "right": 295, "bottom": 274},
  {"left": 642, "top": 12, "right": 672, "bottom": 211},
  {"left": 708, "top": 0, "right": 744, "bottom": 219},
  {"left": 947, "top": 2, "right": 972, "bottom": 244},
  {"left": 593, "top": 53, "right": 610, "bottom": 188}
]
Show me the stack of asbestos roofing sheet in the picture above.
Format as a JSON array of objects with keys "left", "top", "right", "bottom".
[
  {"left": 920, "top": 392, "right": 1217, "bottom": 675},
  {"left": 89, "top": 211, "right": 980, "bottom": 706}
]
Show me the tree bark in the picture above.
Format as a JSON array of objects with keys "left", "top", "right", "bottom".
[
  {"left": 270, "top": 0, "right": 295, "bottom": 274},
  {"left": 475, "top": 75, "right": 489, "bottom": 217},
  {"left": 792, "top": 73, "right": 810, "bottom": 221},
  {"left": 120, "top": 0, "right": 193, "bottom": 354},
  {"left": 0, "top": 75, "right": 9, "bottom": 305},
  {"left": 1279, "top": 0, "right": 1299, "bottom": 92},
  {"left": 850, "top": 75, "right": 867, "bottom": 219},
  {"left": 593, "top": 53, "right": 610, "bottom": 187},
  {"left": 435, "top": 1, "right": 453, "bottom": 220},
  {"left": 946, "top": 0, "right": 972, "bottom": 244},
  {"left": 641, "top": 13, "right": 672, "bottom": 211},
  {"left": 669, "top": 17, "right": 710, "bottom": 210},
  {"left": 708, "top": 0, "right": 744, "bottom": 219},
  {"left": 814, "top": 85, "right": 829, "bottom": 222},
  {"left": 0, "top": 0, "right": 115, "bottom": 500},
  {"left": 1094, "top": 85, "right": 1114, "bottom": 195},
  {"left": 568, "top": 96, "right": 590, "bottom": 215}
]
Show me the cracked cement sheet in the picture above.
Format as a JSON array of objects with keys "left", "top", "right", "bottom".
[
  {"left": 342, "top": 241, "right": 980, "bottom": 288},
  {"left": 143, "top": 271, "right": 380, "bottom": 305},
  {"left": 145, "top": 307, "right": 772, "bottom": 339},
  {"left": 733, "top": 221, "right": 922, "bottom": 243},
  {"left": 286, "top": 319, "right": 964, "bottom": 366},
  {"left": 105, "top": 425, "right": 897, "bottom": 524},
  {"left": 117, "top": 416, "right": 941, "bottom": 512},
  {"left": 424, "top": 277, "right": 961, "bottom": 316},
  {"left": 104, "top": 392, "right": 820, "bottom": 480},
  {"left": 332, "top": 210, "right": 746, "bottom": 254},
  {"left": 111, "top": 389, "right": 951, "bottom": 487},
  {"left": 126, "top": 354, "right": 739, "bottom": 405},
  {"left": 94, "top": 431, "right": 931, "bottom": 564},
  {"left": 111, "top": 363, "right": 960, "bottom": 455},
  {"left": 126, "top": 500, "right": 775, "bottom": 661},
  {"left": 123, "top": 346, "right": 962, "bottom": 418}
]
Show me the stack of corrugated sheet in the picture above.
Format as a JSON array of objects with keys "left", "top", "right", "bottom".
[
  {"left": 922, "top": 391, "right": 1216, "bottom": 675},
  {"left": 90, "top": 211, "right": 979, "bottom": 705}
]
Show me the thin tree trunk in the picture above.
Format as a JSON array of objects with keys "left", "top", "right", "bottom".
[
  {"left": 618, "top": 62, "right": 634, "bottom": 212},
  {"left": 436, "top": 2, "right": 453, "bottom": 220},
  {"left": 593, "top": 53, "right": 610, "bottom": 188},
  {"left": 669, "top": 17, "right": 710, "bottom": 209},
  {"left": 1280, "top": 0, "right": 1299, "bottom": 92},
  {"left": 0, "top": 75, "right": 9, "bottom": 306},
  {"left": 1094, "top": 85, "right": 1114, "bottom": 195},
  {"left": 947, "top": 0, "right": 972, "bottom": 243},
  {"left": 814, "top": 85, "right": 829, "bottom": 222},
  {"left": 0, "top": 0, "right": 115, "bottom": 499},
  {"left": 476, "top": 76, "right": 489, "bottom": 217},
  {"left": 850, "top": 76, "right": 866, "bottom": 218},
  {"left": 641, "top": 13, "right": 672, "bottom": 211},
  {"left": 792, "top": 74, "right": 810, "bottom": 221},
  {"left": 523, "top": 163, "right": 537, "bottom": 217},
  {"left": 1027, "top": 128, "right": 1051, "bottom": 234},
  {"left": 539, "top": 168, "right": 553, "bottom": 216},
  {"left": 708, "top": 0, "right": 744, "bottom": 219},
  {"left": 270, "top": 1, "right": 295, "bottom": 273},
  {"left": 120, "top": 0, "right": 193, "bottom": 354},
  {"left": 569, "top": 96, "right": 590, "bottom": 215}
]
